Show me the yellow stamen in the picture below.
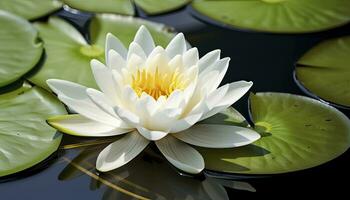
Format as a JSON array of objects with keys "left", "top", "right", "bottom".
[{"left": 131, "top": 67, "right": 186, "bottom": 99}]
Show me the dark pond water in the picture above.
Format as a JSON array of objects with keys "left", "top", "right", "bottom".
[{"left": 1, "top": 6, "right": 350, "bottom": 199}]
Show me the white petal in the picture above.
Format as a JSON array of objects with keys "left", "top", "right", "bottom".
[
  {"left": 170, "top": 113, "right": 203, "bottom": 133},
  {"left": 146, "top": 51, "right": 169, "bottom": 74},
  {"left": 135, "top": 93, "right": 158, "bottom": 118},
  {"left": 201, "top": 57, "right": 230, "bottom": 92},
  {"left": 137, "top": 127, "right": 168, "bottom": 141},
  {"left": 197, "top": 70, "right": 219, "bottom": 94},
  {"left": 156, "top": 136, "right": 204, "bottom": 174},
  {"left": 183, "top": 48, "right": 199, "bottom": 68},
  {"left": 165, "top": 33, "right": 186, "bottom": 58},
  {"left": 202, "top": 81, "right": 253, "bottom": 120},
  {"left": 96, "top": 131, "right": 149, "bottom": 172},
  {"left": 86, "top": 88, "right": 131, "bottom": 129},
  {"left": 164, "top": 90, "right": 184, "bottom": 109},
  {"left": 147, "top": 46, "right": 167, "bottom": 61},
  {"left": 48, "top": 114, "right": 132, "bottom": 137},
  {"left": 198, "top": 49, "right": 221, "bottom": 73},
  {"left": 174, "top": 124, "right": 260, "bottom": 148},
  {"left": 46, "top": 79, "right": 119, "bottom": 127},
  {"left": 168, "top": 55, "right": 184, "bottom": 72},
  {"left": 133, "top": 25, "right": 155, "bottom": 55},
  {"left": 105, "top": 33, "right": 127, "bottom": 60},
  {"left": 47, "top": 79, "right": 87, "bottom": 100},
  {"left": 215, "top": 81, "right": 253, "bottom": 107},
  {"left": 58, "top": 95, "right": 121, "bottom": 127},
  {"left": 147, "top": 107, "right": 182, "bottom": 131},
  {"left": 114, "top": 106, "right": 140, "bottom": 126},
  {"left": 120, "top": 86, "right": 138, "bottom": 111},
  {"left": 90, "top": 59, "right": 119, "bottom": 104},
  {"left": 107, "top": 50, "right": 126, "bottom": 71},
  {"left": 126, "top": 54, "right": 145, "bottom": 73},
  {"left": 127, "top": 42, "right": 147, "bottom": 61},
  {"left": 86, "top": 88, "right": 114, "bottom": 115}
]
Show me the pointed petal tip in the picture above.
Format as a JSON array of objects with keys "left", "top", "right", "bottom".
[
  {"left": 95, "top": 163, "right": 110, "bottom": 172},
  {"left": 90, "top": 59, "right": 106, "bottom": 71},
  {"left": 138, "top": 24, "right": 147, "bottom": 31},
  {"left": 85, "top": 88, "right": 96, "bottom": 97},
  {"left": 177, "top": 32, "right": 184, "bottom": 38},
  {"left": 45, "top": 79, "right": 71, "bottom": 94},
  {"left": 90, "top": 58, "right": 99, "bottom": 65},
  {"left": 241, "top": 80, "right": 254, "bottom": 88},
  {"left": 46, "top": 79, "right": 56, "bottom": 87},
  {"left": 106, "top": 32, "right": 115, "bottom": 39},
  {"left": 223, "top": 57, "right": 231, "bottom": 62},
  {"left": 46, "top": 116, "right": 57, "bottom": 126},
  {"left": 137, "top": 127, "right": 168, "bottom": 141},
  {"left": 213, "top": 49, "right": 221, "bottom": 54},
  {"left": 46, "top": 78, "right": 62, "bottom": 85}
]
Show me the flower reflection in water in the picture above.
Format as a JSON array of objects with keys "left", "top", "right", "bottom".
[{"left": 59, "top": 140, "right": 255, "bottom": 200}]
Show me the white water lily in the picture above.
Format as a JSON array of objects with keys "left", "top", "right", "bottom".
[{"left": 47, "top": 26, "right": 260, "bottom": 174}]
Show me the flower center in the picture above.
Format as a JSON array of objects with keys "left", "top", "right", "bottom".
[{"left": 131, "top": 67, "right": 186, "bottom": 100}]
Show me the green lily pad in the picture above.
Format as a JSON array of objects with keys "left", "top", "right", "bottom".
[
  {"left": 0, "top": 0, "right": 62, "bottom": 20},
  {"left": 200, "top": 107, "right": 250, "bottom": 127},
  {"left": 0, "top": 83, "right": 67, "bottom": 177},
  {"left": 0, "top": 11, "right": 43, "bottom": 88},
  {"left": 199, "top": 93, "right": 350, "bottom": 174},
  {"left": 191, "top": 0, "right": 350, "bottom": 33},
  {"left": 62, "top": 0, "right": 134, "bottom": 16},
  {"left": 28, "top": 15, "right": 175, "bottom": 90},
  {"left": 295, "top": 36, "right": 350, "bottom": 109},
  {"left": 62, "top": 0, "right": 190, "bottom": 16},
  {"left": 134, "top": 0, "right": 191, "bottom": 15}
]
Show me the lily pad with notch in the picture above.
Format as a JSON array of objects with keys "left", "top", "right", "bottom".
[
  {"left": 295, "top": 36, "right": 350, "bottom": 109},
  {"left": 0, "top": 10, "right": 43, "bottom": 88},
  {"left": 198, "top": 93, "right": 350, "bottom": 174},
  {"left": 28, "top": 14, "right": 175, "bottom": 90},
  {"left": 0, "top": 83, "right": 67, "bottom": 177},
  {"left": 190, "top": 0, "right": 350, "bottom": 33},
  {"left": 0, "top": 0, "right": 62, "bottom": 20}
]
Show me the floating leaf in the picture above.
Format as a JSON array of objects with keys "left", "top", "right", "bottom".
[
  {"left": 62, "top": 0, "right": 134, "bottom": 16},
  {"left": 199, "top": 93, "right": 350, "bottom": 174},
  {"left": 28, "top": 15, "right": 175, "bottom": 90},
  {"left": 0, "top": 83, "right": 67, "bottom": 177},
  {"left": 0, "top": 11, "right": 43, "bottom": 87},
  {"left": 200, "top": 107, "right": 250, "bottom": 127},
  {"left": 134, "top": 0, "right": 191, "bottom": 15},
  {"left": 0, "top": 0, "right": 62, "bottom": 20},
  {"left": 191, "top": 0, "right": 350, "bottom": 33},
  {"left": 295, "top": 36, "right": 350, "bottom": 109},
  {"left": 62, "top": 0, "right": 190, "bottom": 16}
]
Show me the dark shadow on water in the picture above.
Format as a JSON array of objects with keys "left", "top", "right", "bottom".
[{"left": 58, "top": 143, "right": 256, "bottom": 199}]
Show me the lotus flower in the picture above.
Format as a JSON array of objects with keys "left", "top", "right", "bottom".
[{"left": 47, "top": 26, "right": 260, "bottom": 174}]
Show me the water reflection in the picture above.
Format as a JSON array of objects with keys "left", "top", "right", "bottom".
[{"left": 59, "top": 143, "right": 255, "bottom": 200}]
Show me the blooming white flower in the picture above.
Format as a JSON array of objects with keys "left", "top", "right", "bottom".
[{"left": 47, "top": 26, "right": 260, "bottom": 174}]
